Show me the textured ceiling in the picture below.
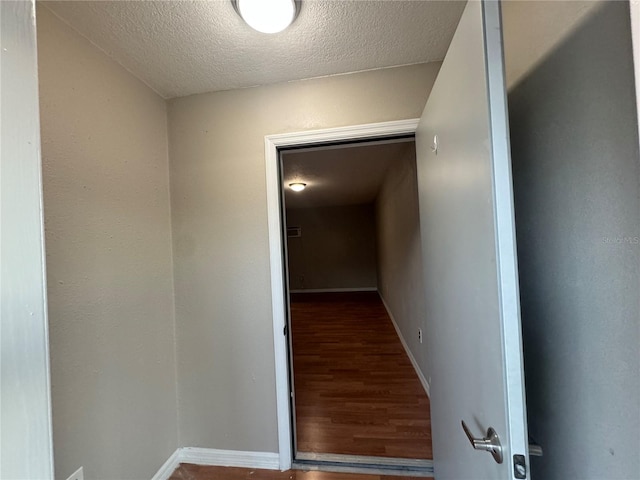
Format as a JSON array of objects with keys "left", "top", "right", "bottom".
[
  {"left": 282, "top": 139, "right": 415, "bottom": 209},
  {"left": 43, "top": 0, "right": 466, "bottom": 99}
]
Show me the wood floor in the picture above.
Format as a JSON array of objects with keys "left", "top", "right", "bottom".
[
  {"left": 290, "top": 292, "right": 432, "bottom": 459},
  {"left": 169, "top": 464, "right": 432, "bottom": 480}
]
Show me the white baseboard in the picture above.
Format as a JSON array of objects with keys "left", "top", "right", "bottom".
[
  {"left": 152, "top": 447, "right": 281, "bottom": 478},
  {"left": 379, "top": 295, "right": 431, "bottom": 397},
  {"left": 151, "top": 448, "right": 180, "bottom": 480},
  {"left": 180, "top": 447, "right": 280, "bottom": 470},
  {"left": 289, "top": 287, "right": 377, "bottom": 293}
]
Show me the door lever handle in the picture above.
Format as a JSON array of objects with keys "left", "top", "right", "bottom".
[
  {"left": 528, "top": 443, "right": 543, "bottom": 457},
  {"left": 461, "top": 420, "right": 504, "bottom": 464}
]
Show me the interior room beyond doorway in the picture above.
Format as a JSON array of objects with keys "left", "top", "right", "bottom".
[{"left": 280, "top": 137, "right": 433, "bottom": 471}]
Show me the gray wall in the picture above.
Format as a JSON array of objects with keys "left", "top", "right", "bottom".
[
  {"left": 507, "top": 3, "right": 640, "bottom": 478},
  {"left": 1, "top": 2, "right": 54, "bottom": 478},
  {"left": 285, "top": 205, "right": 377, "bottom": 291},
  {"left": 167, "top": 62, "right": 440, "bottom": 452},
  {"left": 37, "top": 6, "right": 178, "bottom": 479},
  {"left": 375, "top": 143, "right": 430, "bottom": 388}
]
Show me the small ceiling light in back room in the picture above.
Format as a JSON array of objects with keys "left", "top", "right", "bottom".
[
  {"left": 233, "top": 0, "right": 300, "bottom": 34},
  {"left": 289, "top": 182, "right": 306, "bottom": 192}
]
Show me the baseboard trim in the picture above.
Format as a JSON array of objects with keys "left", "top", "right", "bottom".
[
  {"left": 151, "top": 448, "right": 180, "bottom": 480},
  {"left": 152, "top": 448, "right": 280, "bottom": 479},
  {"left": 289, "top": 287, "right": 377, "bottom": 293},
  {"left": 379, "top": 296, "right": 431, "bottom": 397},
  {"left": 180, "top": 447, "right": 280, "bottom": 470}
]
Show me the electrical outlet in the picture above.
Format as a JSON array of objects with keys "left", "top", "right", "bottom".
[
  {"left": 418, "top": 328, "right": 423, "bottom": 344},
  {"left": 66, "top": 467, "right": 83, "bottom": 480}
]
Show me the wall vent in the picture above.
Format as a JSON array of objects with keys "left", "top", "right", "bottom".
[{"left": 287, "top": 226, "right": 302, "bottom": 238}]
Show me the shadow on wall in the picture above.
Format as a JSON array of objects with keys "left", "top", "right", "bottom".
[{"left": 508, "top": 2, "right": 640, "bottom": 479}]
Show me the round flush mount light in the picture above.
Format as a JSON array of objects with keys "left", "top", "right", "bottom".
[
  {"left": 289, "top": 182, "right": 306, "bottom": 192},
  {"left": 232, "top": 0, "right": 300, "bottom": 34}
]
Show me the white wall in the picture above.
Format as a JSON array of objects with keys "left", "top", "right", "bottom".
[
  {"left": 37, "top": 6, "right": 178, "bottom": 479},
  {"left": 167, "top": 62, "right": 440, "bottom": 452},
  {"left": 286, "top": 205, "right": 377, "bottom": 291},
  {"left": 1, "top": 2, "right": 54, "bottom": 478},
  {"left": 374, "top": 143, "right": 429, "bottom": 388},
  {"left": 507, "top": 2, "right": 640, "bottom": 478}
]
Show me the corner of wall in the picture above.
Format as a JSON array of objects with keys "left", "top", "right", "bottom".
[{"left": 162, "top": 96, "right": 181, "bottom": 450}]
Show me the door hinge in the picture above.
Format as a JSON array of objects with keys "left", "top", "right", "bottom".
[
  {"left": 513, "top": 454, "right": 527, "bottom": 479},
  {"left": 283, "top": 324, "right": 288, "bottom": 336}
]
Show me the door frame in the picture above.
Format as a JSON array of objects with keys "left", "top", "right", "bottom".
[
  {"left": 264, "top": 118, "right": 420, "bottom": 470},
  {"left": 632, "top": 1, "right": 640, "bottom": 145},
  {"left": 1, "top": 1, "right": 55, "bottom": 478}
]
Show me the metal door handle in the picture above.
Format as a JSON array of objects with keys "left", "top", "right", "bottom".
[
  {"left": 461, "top": 420, "right": 504, "bottom": 464},
  {"left": 528, "top": 443, "right": 543, "bottom": 457}
]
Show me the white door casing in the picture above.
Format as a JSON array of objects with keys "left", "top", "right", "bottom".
[
  {"left": 265, "top": 119, "right": 420, "bottom": 470},
  {"left": 0, "top": 1, "right": 55, "bottom": 478},
  {"left": 631, "top": 1, "right": 640, "bottom": 146}
]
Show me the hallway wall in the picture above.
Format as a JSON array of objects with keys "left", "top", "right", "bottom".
[
  {"left": 286, "top": 204, "right": 377, "bottom": 291},
  {"left": 502, "top": 0, "right": 604, "bottom": 89},
  {"left": 375, "top": 143, "right": 429, "bottom": 392},
  {"left": 507, "top": 2, "right": 640, "bottom": 478},
  {"left": 167, "top": 62, "right": 441, "bottom": 452},
  {"left": 37, "top": 6, "right": 178, "bottom": 479}
]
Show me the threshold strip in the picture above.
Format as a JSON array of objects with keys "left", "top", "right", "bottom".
[{"left": 293, "top": 452, "right": 433, "bottom": 477}]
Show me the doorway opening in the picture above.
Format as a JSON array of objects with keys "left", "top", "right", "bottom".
[{"left": 269, "top": 124, "right": 433, "bottom": 476}]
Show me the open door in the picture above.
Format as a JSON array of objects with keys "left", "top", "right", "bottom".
[{"left": 415, "top": 1, "right": 529, "bottom": 479}]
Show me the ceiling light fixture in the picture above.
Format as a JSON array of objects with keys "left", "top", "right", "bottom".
[
  {"left": 289, "top": 182, "right": 306, "bottom": 192},
  {"left": 232, "top": 0, "right": 300, "bottom": 34}
]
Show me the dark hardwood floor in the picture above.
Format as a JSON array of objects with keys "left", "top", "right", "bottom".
[
  {"left": 169, "top": 464, "right": 432, "bottom": 480},
  {"left": 290, "top": 292, "right": 432, "bottom": 459}
]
